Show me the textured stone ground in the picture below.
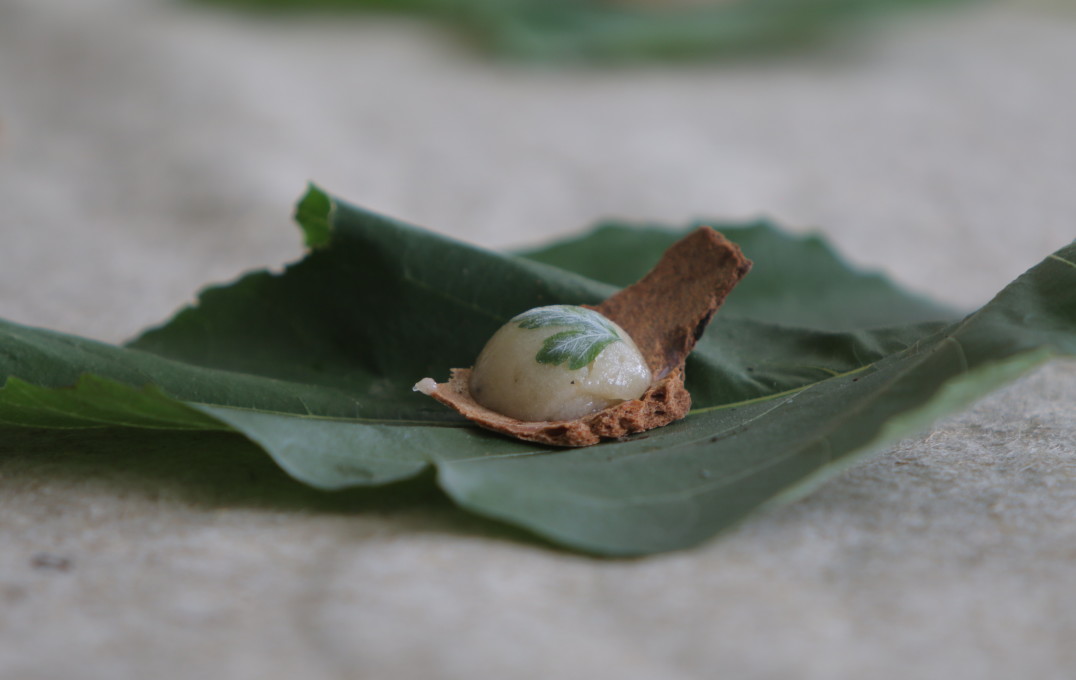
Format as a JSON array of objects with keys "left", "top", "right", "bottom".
[{"left": 1, "top": 1, "right": 1074, "bottom": 678}]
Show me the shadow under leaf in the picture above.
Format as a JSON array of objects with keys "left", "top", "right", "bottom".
[{"left": 0, "top": 427, "right": 546, "bottom": 550}]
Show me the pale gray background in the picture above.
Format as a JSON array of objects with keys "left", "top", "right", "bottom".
[{"left": 1, "top": 1, "right": 1074, "bottom": 678}]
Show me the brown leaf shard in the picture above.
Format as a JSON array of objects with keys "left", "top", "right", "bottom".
[{"left": 414, "top": 227, "right": 752, "bottom": 447}]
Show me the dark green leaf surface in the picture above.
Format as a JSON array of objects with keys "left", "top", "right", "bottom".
[
  {"left": 1, "top": 185, "right": 1073, "bottom": 555},
  {"left": 520, "top": 221, "right": 958, "bottom": 331}
]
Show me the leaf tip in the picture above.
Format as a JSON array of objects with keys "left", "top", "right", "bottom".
[{"left": 294, "top": 183, "right": 334, "bottom": 250}]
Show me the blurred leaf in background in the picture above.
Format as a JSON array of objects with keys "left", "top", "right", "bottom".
[{"left": 185, "top": 0, "right": 980, "bottom": 61}]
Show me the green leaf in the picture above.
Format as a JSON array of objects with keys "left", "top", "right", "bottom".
[
  {"left": 1, "top": 185, "right": 1073, "bottom": 555},
  {"left": 514, "top": 305, "right": 622, "bottom": 370},
  {"left": 519, "top": 221, "right": 958, "bottom": 331}
]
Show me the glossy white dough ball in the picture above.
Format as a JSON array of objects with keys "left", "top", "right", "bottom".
[{"left": 469, "top": 307, "right": 652, "bottom": 422}]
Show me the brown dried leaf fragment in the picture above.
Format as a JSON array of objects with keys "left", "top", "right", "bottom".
[{"left": 414, "top": 227, "right": 752, "bottom": 447}]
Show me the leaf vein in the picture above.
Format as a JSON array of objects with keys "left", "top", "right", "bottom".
[{"left": 1048, "top": 253, "right": 1076, "bottom": 270}]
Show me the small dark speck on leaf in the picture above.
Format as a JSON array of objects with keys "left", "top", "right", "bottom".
[
  {"left": 852, "top": 378, "right": 860, "bottom": 382},
  {"left": 570, "top": 380, "right": 576, "bottom": 384},
  {"left": 746, "top": 367, "right": 754, "bottom": 372},
  {"left": 31, "top": 553, "right": 72, "bottom": 572}
]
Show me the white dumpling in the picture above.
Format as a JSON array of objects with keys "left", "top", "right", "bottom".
[{"left": 469, "top": 305, "right": 652, "bottom": 422}]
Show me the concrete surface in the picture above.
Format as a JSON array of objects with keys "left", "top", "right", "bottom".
[{"left": 0, "top": 1, "right": 1074, "bottom": 678}]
